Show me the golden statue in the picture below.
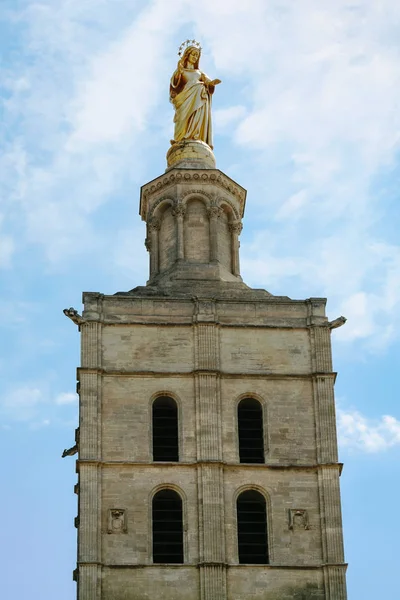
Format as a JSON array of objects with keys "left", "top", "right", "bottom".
[{"left": 170, "top": 40, "right": 221, "bottom": 149}]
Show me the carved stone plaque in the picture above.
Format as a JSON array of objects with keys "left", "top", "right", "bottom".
[
  {"left": 288, "top": 509, "right": 310, "bottom": 530},
  {"left": 108, "top": 509, "right": 127, "bottom": 534}
]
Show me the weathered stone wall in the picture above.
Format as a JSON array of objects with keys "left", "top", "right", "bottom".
[{"left": 76, "top": 293, "right": 347, "bottom": 600}]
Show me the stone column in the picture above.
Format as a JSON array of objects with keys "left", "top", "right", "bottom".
[
  {"left": 193, "top": 301, "right": 227, "bottom": 600},
  {"left": 148, "top": 217, "right": 161, "bottom": 277},
  {"left": 172, "top": 204, "right": 186, "bottom": 261},
  {"left": 208, "top": 205, "right": 223, "bottom": 263},
  {"left": 229, "top": 221, "right": 243, "bottom": 277}
]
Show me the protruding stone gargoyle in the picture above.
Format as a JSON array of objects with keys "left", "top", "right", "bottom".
[
  {"left": 326, "top": 316, "right": 347, "bottom": 330},
  {"left": 62, "top": 445, "right": 77, "bottom": 458},
  {"left": 62, "top": 427, "right": 79, "bottom": 458},
  {"left": 63, "top": 307, "right": 85, "bottom": 328}
]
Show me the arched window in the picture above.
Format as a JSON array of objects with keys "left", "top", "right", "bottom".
[
  {"left": 238, "top": 398, "right": 264, "bottom": 463},
  {"left": 152, "top": 489, "right": 184, "bottom": 563},
  {"left": 237, "top": 490, "right": 269, "bottom": 564},
  {"left": 152, "top": 396, "right": 179, "bottom": 462}
]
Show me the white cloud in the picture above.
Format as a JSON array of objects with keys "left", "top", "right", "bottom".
[
  {"left": 55, "top": 392, "right": 78, "bottom": 405},
  {"left": 338, "top": 408, "right": 400, "bottom": 453},
  {"left": 1, "top": 386, "right": 45, "bottom": 422},
  {"left": 0, "top": 384, "right": 78, "bottom": 423},
  {"left": 214, "top": 106, "right": 247, "bottom": 131},
  {"left": 0, "top": 235, "right": 14, "bottom": 268}
]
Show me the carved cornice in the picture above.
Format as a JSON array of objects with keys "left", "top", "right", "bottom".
[{"left": 140, "top": 170, "right": 246, "bottom": 220}]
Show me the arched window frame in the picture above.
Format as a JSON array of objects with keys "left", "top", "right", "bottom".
[
  {"left": 148, "top": 485, "right": 188, "bottom": 564},
  {"left": 150, "top": 392, "right": 182, "bottom": 462},
  {"left": 234, "top": 485, "right": 273, "bottom": 565},
  {"left": 235, "top": 394, "right": 269, "bottom": 464}
]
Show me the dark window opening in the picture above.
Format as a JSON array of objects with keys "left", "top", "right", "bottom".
[
  {"left": 152, "top": 396, "right": 179, "bottom": 462},
  {"left": 152, "top": 489, "right": 184, "bottom": 563},
  {"left": 237, "top": 490, "right": 269, "bottom": 564},
  {"left": 238, "top": 398, "right": 264, "bottom": 463}
]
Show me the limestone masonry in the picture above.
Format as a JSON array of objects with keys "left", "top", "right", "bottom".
[{"left": 69, "top": 140, "right": 348, "bottom": 599}]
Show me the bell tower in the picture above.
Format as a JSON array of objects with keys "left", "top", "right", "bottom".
[{"left": 66, "top": 41, "right": 348, "bottom": 600}]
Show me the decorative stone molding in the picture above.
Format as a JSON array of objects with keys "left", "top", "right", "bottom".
[
  {"left": 180, "top": 188, "right": 215, "bottom": 202},
  {"left": 140, "top": 170, "right": 246, "bottom": 221},
  {"left": 144, "top": 237, "right": 152, "bottom": 251},
  {"left": 107, "top": 509, "right": 127, "bottom": 534},
  {"left": 288, "top": 509, "right": 310, "bottom": 530},
  {"left": 148, "top": 195, "right": 176, "bottom": 221}
]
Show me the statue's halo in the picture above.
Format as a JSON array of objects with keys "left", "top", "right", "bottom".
[{"left": 178, "top": 39, "right": 202, "bottom": 57}]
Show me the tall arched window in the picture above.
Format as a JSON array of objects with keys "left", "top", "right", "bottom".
[
  {"left": 152, "top": 489, "right": 184, "bottom": 563},
  {"left": 152, "top": 396, "right": 179, "bottom": 462},
  {"left": 237, "top": 490, "right": 269, "bottom": 564},
  {"left": 238, "top": 398, "right": 264, "bottom": 463}
]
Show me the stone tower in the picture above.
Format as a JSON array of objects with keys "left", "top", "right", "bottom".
[{"left": 68, "top": 137, "right": 348, "bottom": 600}]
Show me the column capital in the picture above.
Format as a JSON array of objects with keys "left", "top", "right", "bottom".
[
  {"left": 172, "top": 203, "right": 186, "bottom": 218},
  {"left": 207, "top": 205, "right": 223, "bottom": 219},
  {"left": 229, "top": 220, "right": 243, "bottom": 235},
  {"left": 148, "top": 217, "right": 161, "bottom": 231}
]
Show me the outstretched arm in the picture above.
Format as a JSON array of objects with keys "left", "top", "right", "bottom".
[{"left": 201, "top": 72, "right": 222, "bottom": 95}]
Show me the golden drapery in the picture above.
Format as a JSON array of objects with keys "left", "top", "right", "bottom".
[{"left": 170, "top": 68, "right": 215, "bottom": 149}]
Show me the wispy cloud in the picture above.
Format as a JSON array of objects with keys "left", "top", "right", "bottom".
[
  {"left": 0, "top": 384, "right": 77, "bottom": 424},
  {"left": 55, "top": 392, "right": 78, "bottom": 406},
  {"left": 1, "top": 0, "right": 400, "bottom": 352},
  {"left": 338, "top": 408, "right": 400, "bottom": 452}
]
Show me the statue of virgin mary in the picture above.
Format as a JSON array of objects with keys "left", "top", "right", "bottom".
[{"left": 170, "top": 41, "right": 221, "bottom": 149}]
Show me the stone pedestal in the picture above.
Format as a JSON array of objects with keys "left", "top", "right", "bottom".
[{"left": 166, "top": 140, "right": 216, "bottom": 170}]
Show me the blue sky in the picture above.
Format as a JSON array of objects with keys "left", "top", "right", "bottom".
[{"left": 1, "top": 1, "right": 400, "bottom": 598}]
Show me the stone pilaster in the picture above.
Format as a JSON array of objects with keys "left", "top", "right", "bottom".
[
  {"left": 229, "top": 221, "right": 242, "bottom": 277},
  {"left": 81, "top": 322, "right": 101, "bottom": 369},
  {"left": 172, "top": 203, "right": 186, "bottom": 261},
  {"left": 311, "top": 325, "right": 333, "bottom": 372},
  {"left": 194, "top": 302, "right": 226, "bottom": 600},
  {"left": 78, "top": 321, "right": 102, "bottom": 599},
  {"left": 77, "top": 564, "right": 101, "bottom": 600},
  {"left": 312, "top": 375, "right": 338, "bottom": 463},
  {"left": 318, "top": 467, "right": 345, "bottom": 564},
  {"left": 79, "top": 371, "right": 101, "bottom": 459},
  {"left": 148, "top": 217, "right": 161, "bottom": 277},
  {"left": 208, "top": 205, "right": 223, "bottom": 263},
  {"left": 78, "top": 463, "right": 100, "bottom": 563},
  {"left": 323, "top": 565, "right": 348, "bottom": 600},
  {"left": 310, "top": 325, "right": 338, "bottom": 464}
]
